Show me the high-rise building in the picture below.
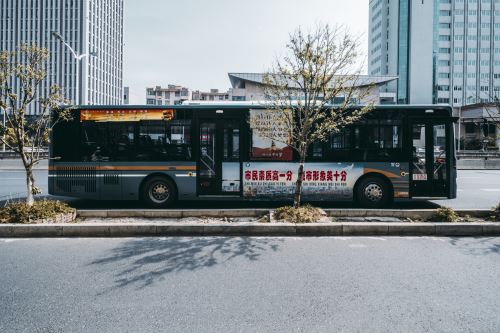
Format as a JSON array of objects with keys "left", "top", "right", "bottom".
[
  {"left": 0, "top": 0, "right": 124, "bottom": 113},
  {"left": 369, "top": 0, "right": 500, "bottom": 106}
]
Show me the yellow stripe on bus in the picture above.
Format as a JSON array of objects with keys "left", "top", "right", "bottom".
[
  {"left": 363, "top": 168, "right": 401, "bottom": 179},
  {"left": 49, "top": 165, "right": 196, "bottom": 171}
]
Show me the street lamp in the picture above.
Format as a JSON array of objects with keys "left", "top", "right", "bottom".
[{"left": 51, "top": 31, "right": 97, "bottom": 105}]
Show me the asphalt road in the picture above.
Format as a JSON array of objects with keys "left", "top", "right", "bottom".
[
  {"left": 0, "top": 170, "right": 47, "bottom": 201},
  {"left": 0, "top": 158, "right": 499, "bottom": 209},
  {"left": 0, "top": 237, "right": 499, "bottom": 332},
  {"left": 435, "top": 170, "right": 500, "bottom": 209}
]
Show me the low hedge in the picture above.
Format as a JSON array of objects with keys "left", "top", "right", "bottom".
[
  {"left": 491, "top": 202, "right": 500, "bottom": 222},
  {"left": 0, "top": 199, "right": 75, "bottom": 224},
  {"left": 428, "top": 207, "right": 459, "bottom": 222},
  {"left": 273, "top": 205, "right": 326, "bottom": 223}
]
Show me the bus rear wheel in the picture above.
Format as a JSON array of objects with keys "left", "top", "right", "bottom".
[
  {"left": 356, "top": 176, "right": 391, "bottom": 208},
  {"left": 142, "top": 176, "right": 176, "bottom": 208}
]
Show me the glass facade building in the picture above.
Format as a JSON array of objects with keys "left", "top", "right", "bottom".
[
  {"left": 397, "top": 0, "right": 410, "bottom": 104},
  {"left": 369, "top": 0, "right": 500, "bottom": 106},
  {"left": 0, "top": 0, "right": 124, "bottom": 114}
]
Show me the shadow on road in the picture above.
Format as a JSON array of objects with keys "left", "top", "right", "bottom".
[
  {"left": 90, "top": 237, "right": 283, "bottom": 292},
  {"left": 448, "top": 237, "right": 500, "bottom": 256}
]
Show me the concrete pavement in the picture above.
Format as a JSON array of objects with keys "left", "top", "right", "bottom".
[{"left": 0, "top": 237, "right": 499, "bottom": 332}]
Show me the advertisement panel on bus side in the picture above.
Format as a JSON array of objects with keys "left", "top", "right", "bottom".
[{"left": 242, "top": 162, "right": 364, "bottom": 200}]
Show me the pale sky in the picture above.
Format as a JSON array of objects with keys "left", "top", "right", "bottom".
[{"left": 123, "top": 0, "right": 369, "bottom": 104}]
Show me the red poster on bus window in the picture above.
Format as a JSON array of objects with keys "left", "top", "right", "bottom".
[{"left": 250, "top": 109, "right": 293, "bottom": 161}]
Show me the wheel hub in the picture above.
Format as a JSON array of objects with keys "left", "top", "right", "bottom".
[
  {"left": 364, "top": 183, "right": 383, "bottom": 202},
  {"left": 150, "top": 183, "right": 170, "bottom": 202}
]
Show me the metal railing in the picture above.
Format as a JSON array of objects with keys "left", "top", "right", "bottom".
[
  {"left": 0, "top": 149, "right": 49, "bottom": 160},
  {"left": 457, "top": 150, "right": 500, "bottom": 160}
]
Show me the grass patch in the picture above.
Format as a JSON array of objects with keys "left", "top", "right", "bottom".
[
  {"left": 273, "top": 205, "right": 326, "bottom": 223},
  {"left": 428, "top": 207, "right": 459, "bottom": 222},
  {"left": 0, "top": 199, "right": 75, "bottom": 224}
]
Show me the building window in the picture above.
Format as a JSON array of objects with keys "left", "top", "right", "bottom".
[{"left": 465, "top": 123, "right": 476, "bottom": 134}]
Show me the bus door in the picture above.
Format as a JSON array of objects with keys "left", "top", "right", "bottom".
[
  {"left": 409, "top": 119, "right": 449, "bottom": 197},
  {"left": 198, "top": 118, "right": 242, "bottom": 196}
]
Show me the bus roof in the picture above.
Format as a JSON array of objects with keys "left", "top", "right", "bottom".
[{"left": 73, "top": 103, "right": 453, "bottom": 112}]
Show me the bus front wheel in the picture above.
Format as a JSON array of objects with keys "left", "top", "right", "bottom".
[
  {"left": 356, "top": 176, "right": 391, "bottom": 208},
  {"left": 142, "top": 176, "right": 177, "bottom": 208}
]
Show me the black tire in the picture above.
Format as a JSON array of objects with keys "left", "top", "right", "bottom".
[
  {"left": 356, "top": 176, "right": 391, "bottom": 208},
  {"left": 141, "top": 176, "right": 177, "bottom": 208}
]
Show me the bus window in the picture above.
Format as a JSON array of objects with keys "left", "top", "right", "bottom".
[
  {"left": 52, "top": 117, "right": 81, "bottom": 161},
  {"left": 412, "top": 124, "right": 427, "bottom": 180},
  {"left": 80, "top": 121, "right": 107, "bottom": 162},
  {"left": 433, "top": 124, "right": 446, "bottom": 181},
  {"left": 138, "top": 120, "right": 192, "bottom": 161},
  {"left": 322, "top": 128, "right": 351, "bottom": 161},
  {"left": 108, "top": 123, "right": 135, "bottom": 161},
  {"left": 223, "top": 121, "right": 240, "bottom": 161},
  {"left": 305, "top": 140, "right": 324, "bottom": 161},
  {"left": 331, "top": 128, "right": 351, "bottom": 149}
]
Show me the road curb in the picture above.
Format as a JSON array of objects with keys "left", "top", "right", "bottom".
[
  {"left": 76, "top": 209, "right": 493, "bottom": 219},
  {"left": 77, "top": 209, "right": 270, "bottom": 218},
  {"left": 0, "top": 222, "right": 499, "bottom": 237}
]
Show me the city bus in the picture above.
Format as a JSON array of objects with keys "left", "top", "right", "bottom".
[{"left": 49, "top": 103, "right": 457, "bottom": 208}]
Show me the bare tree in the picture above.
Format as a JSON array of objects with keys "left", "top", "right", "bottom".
[
  {"left": 257, "top": 24, "right": 375, "bottom": 208},
  {"left": 0, "top": 44, "right": 71, "bottom": 206}
]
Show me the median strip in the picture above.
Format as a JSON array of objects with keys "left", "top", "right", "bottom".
[{"left": 76, "top": 208, "right": 493, "bottom": 219}]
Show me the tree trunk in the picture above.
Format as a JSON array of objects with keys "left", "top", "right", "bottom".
[
  {"left": 26, "top": 166, "right": 35, "bottom": 207},
  {"left": 293, "top": 152, "right": 306, "bottom": 209}
]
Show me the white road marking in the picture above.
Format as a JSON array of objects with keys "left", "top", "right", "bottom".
[
  {"left": 481, "top": 189, "right": 500, "bottom": 192},
  {"left": 365, "top": 237, "right": 387, "bottom": 241},
  {"left": 0, "top": 239, "right": 28, "bottom": 243},
  {"left": 348, "top": 244, "right": 367, "bottom": 248}
]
